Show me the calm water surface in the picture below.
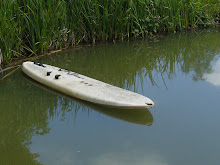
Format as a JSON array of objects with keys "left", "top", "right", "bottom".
[{"left": 0, "top": 30, "right": 220, "bottom": 165}]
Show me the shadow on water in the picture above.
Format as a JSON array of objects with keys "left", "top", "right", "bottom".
[{"left": 0, "top": 29, "right": 220, "bottom": 165}]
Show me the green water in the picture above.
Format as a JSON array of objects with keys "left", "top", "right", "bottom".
[{"left": 1, "top": 29, "right": 220, "bottom": 165}]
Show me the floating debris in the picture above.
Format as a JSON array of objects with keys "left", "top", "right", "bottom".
[{"left": 0, "top": 65, "right": 20, "bottom": 81}]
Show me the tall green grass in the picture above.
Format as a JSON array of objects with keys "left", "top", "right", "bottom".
[{"left": 0, "top": 0, "right": 219, "bottom": 64}]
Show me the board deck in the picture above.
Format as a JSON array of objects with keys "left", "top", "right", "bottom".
[{"left": 22, "top": 61, "right": 154, "bottom": 109}]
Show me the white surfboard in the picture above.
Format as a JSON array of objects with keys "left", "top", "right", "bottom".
[{"left": 22, "top": 61, "right": 154, "bottom": 109}]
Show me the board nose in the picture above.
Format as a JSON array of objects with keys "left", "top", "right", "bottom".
[{"left": 145, "top": 101, "right": 154, "bottom": 108}]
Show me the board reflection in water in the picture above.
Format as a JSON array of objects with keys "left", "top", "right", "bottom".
[{"left": 26, "top": 75, "right": 153, "bottom": 126}]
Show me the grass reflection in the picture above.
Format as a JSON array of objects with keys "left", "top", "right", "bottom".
[
  {"left": 41, "top": 30, "right": 220, "bottom": 90},
  {"left": 0, "top": 71, "right": 52, "bottom": 165}
]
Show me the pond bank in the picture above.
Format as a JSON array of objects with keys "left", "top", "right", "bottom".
[{"left": 0, "top": 0, "right": 219, "bottom": 64}]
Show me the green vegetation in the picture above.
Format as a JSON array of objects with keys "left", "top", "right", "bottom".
[{"left": 0, "top": 0, "right": 219, "bottom": 64}]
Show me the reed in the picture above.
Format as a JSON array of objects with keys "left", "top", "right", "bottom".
[{"left": 0, "top": 0, "right": 218, "bottom": 64}]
